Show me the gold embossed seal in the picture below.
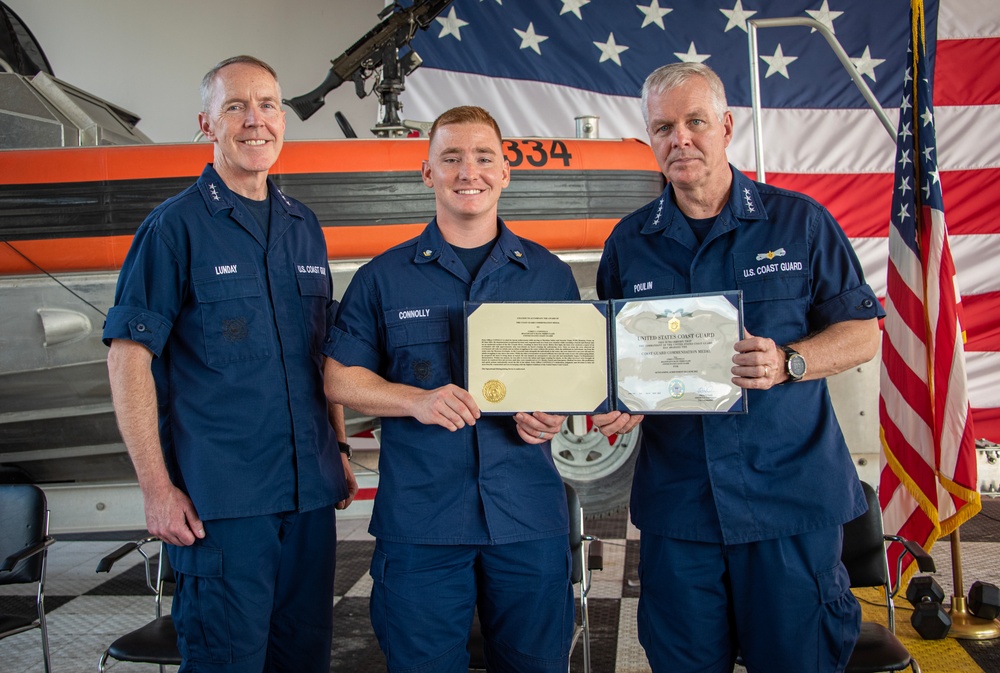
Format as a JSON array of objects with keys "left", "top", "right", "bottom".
[{"left": 482, "top": 379, "right": 507, "bottom": 403}]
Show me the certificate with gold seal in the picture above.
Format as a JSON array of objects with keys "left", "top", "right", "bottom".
[
  {"left": 466, "top": 301, "right": 611, "bottom": 414},
  {"left": 465, "top": 292, "right": 745, "bottom": 415},
  {"left": 612, "top": 291, "right": 745, "bottom": 414}
]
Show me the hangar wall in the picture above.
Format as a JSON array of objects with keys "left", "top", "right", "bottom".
[{"left": 5, "top": 0, "right": 387, "bottom": 143}]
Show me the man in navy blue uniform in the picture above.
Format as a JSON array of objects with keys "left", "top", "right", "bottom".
[
  {"left": 104, "top": 56, "right": 357, "bottom": 673},
  {"left": 324, "top": 106, "right": 576, "bottom": 673},
  {"left": 593, "top": 63, "right": 885, "bottom": 672}
]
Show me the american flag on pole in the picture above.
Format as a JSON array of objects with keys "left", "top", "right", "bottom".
[
  {"left": 401, "top": 0, "right": 1000, "bottom": 443},
  {"left": 878, "top": 0, "right": 980, "bottom": 576}
]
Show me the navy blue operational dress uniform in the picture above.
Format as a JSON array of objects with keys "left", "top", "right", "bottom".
[
  {"left": 598, "top": 167, "right": 885, "bottom": 671},
  {"left": 592, "top": 62, "right": 886, "bottom": 673},
  {"left": 327, "top": 218, "right": 578, "bottom": 673},
  {"left": 105, "top": 163, "right": 350, "bottom": 672}
]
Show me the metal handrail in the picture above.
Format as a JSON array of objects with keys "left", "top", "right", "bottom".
[{"left": 747, "top": 16, "right": 896, "bottom": 184}]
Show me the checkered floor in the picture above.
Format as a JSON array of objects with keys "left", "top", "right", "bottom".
[{"left": 4, "top": 499, "right": 1000, "bottom": 672}]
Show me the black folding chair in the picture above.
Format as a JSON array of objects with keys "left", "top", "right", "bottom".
[
  {"left": 96, "top": 537, "right": 181, "bottom": 672},
  {"left": 842, "top": 480, "right": 936, "bottom": 673},
  {"left": 0, "top": 484, "right": 56, "bottom": 673}
]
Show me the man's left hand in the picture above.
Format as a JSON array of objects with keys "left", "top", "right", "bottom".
[{"left": 514, "top": 411, "right": 566, "bottom": 445}]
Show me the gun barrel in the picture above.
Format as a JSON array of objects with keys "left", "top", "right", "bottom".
[{"left": 283, "top": 67, "right": 345, "bottom": 121}]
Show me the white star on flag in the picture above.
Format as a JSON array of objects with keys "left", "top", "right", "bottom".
[
  {"left": 897, "top": 203, "right": 909, "bottom": 221},
  {"left": 850, "top": 46, "right": 886, "bottom": 81},
  {"left": 514, "top": 22, "right": 548, "bottom": 55},
  {"left": 898, "top": 150, "right": 912, "bottom": 169},
  {"left": 675, "top": 42, "right": 710, "bottom": 63},
  {"left": 720, "top": 0, "right": 757, "bottom": 33},
  {"left": 921, "top": 107, "right": 934, "bottom": 127},
  {"left": 436, "top": 8, "right": 469, "bottom": 40},
  {"left": 637, "top": 0, "right": 672, "bottom": 30},
  {"left": 594, "top": 32, "right": 629, "bottom": 66},
  {"left": 805, "top": 0, "right": 843, "bottom": 33},
  {"left": 898, "top": 176, "right": 911, "bottom": 195},
  {"left": 760, "top": 44, "right": 798, "bottom": 78},
  {"left": 561, "top": 0, "right": 590, "bottom": 20}
]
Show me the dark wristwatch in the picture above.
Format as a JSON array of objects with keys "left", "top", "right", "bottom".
[
  {"left": 337, "top": 441, "right": 353, "bottom": 459},
  {"left": 781, "top": 345, "right": 807, "bottom": 382}
]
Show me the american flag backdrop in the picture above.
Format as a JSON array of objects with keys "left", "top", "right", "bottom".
[
  {"left": 400, "top": 0, "right": 1000, "bottom": 444},
  {"left": 879, "top": 0, "right": 980, "bottom": 576}
]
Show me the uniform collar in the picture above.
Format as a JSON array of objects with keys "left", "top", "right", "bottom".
[
  {"left": 196, "top": 164, "right": 304, "bottom": 247},
  {"left": 640, "top": 164, "right": 768, "bottom": 240},
  {"left": 413, "top": 218, "right": 530, "bottom": 270},
  {"left": 196, "top": 164, "right": 304, "bottom": 220}
]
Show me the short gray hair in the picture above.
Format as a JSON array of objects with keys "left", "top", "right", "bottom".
[
  {"left": 200, "top": 55, "right": 279, "bottom": 112},
  {"left": 641, "top": 63, "right": 728, "bottom": 125}
]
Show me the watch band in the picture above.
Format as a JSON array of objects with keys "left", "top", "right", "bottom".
[{"left": 337, "top": 441, "right": 352, "bottom": 459}]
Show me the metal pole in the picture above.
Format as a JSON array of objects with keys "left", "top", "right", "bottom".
[
  {"left": 747, "top": 22, "right": 766, "bottom": 184},
  {"left": 947, "top": 526, "right": 1000, "bottom": 639},
  {"left": 746, "top": 17, "right": 897, "bottom": 185}
]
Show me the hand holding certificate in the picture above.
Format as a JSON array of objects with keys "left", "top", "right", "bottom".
[{"left": 466, "top": 292, "right": 745, "bottom": 415}]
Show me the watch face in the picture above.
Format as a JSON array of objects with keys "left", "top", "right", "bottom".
[{"left": 788, "top": 353, "right": 807, "bottom": 379}]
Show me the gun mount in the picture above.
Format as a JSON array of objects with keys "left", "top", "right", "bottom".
[{"left": 284, "top": 0, "right": 453, "bottom": 137}]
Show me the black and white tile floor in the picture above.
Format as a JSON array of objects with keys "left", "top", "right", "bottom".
[{"left": 4, "top": 497, "right": 1000, "bottom": 673}]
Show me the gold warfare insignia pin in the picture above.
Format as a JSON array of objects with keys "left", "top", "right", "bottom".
[{"left": 482, "top": 379, "right": 507, "bottom": 403}]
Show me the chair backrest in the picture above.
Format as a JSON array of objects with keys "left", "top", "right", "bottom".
[
  {"left": 565, "top": 482, "right": 584, "bottom": 585},
  {"left": 841, "top": 481, "right": 889, "bottom": 590},
  {"left": 0, "top": 484, "right": 47, "bottom": 585}
]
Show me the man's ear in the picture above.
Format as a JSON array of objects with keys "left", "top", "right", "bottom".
[
  {"left": 198, "top": 112, "right": 215, "bottom": 141},
  {"left": 421, "top": 160, "right": 433, "bottom": 187}
]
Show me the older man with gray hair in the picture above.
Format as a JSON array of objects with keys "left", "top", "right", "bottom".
[
  {"left": 593, "top": 62, "right": 884, "bottom": 672},
  {"left": 104, "top": 55, "right": 356, "bottom": 672}
]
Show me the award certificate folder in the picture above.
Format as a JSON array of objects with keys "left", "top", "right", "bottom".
[
  {"left": 465, "top": 301, "right": 611, "bottom": 414},
  {"left": 465, "top": 291, "right": 745, "bottom": 415},
  {"left": 611, "top": 292, "right": 745, "bottom": 414}
]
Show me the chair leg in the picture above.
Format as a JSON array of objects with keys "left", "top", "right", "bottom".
[
  {"left": 99, "top": 649, "right": 110, "bottom": 672},
  {"left": 37, "top": 585, "right": 51, "bottom": 673},
  {"left": 911, "top": 659, "right": 921, "bottom": 673}
]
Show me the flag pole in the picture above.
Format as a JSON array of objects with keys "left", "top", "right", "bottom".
[{"left": 946, "top": 526, "right": 1000, "bottom": 639}]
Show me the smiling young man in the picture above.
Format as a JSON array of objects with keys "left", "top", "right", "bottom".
[
  {"left": 592, "top": 63, "right": 884, "bottom": 672},
  {"left": 324, "top": 106, "right": 577, "bottom": 673},
  {"left": 104, "top": 56, "right": 356, "bottom": 673}
]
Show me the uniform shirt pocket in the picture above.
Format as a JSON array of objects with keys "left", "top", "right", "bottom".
[
  {"left": 384, "top": 305, "right": 451, "bottom": 389},
  {"left": 733, "top": 246, "right": 809, "bottom": 304},
  {"left": 192, "top": 264, "right": 270, "bottom": 366},
  {"left": 296, "top": 269, "right": 330, "bottom": 354}
]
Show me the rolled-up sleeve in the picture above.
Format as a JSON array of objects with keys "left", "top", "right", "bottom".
[
  {"left": 102, "top": 218, "right": 184, "bottom": 356},
  {"left": 323, "top": 264, "right": 383, "bottom": 372},
  {"left": 807, "top": 208, "right": 886, "bottom": 330}
]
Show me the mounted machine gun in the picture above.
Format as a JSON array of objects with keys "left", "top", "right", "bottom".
[{"left": 284, "top": 0, "right": 453, "bottom": 137}]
